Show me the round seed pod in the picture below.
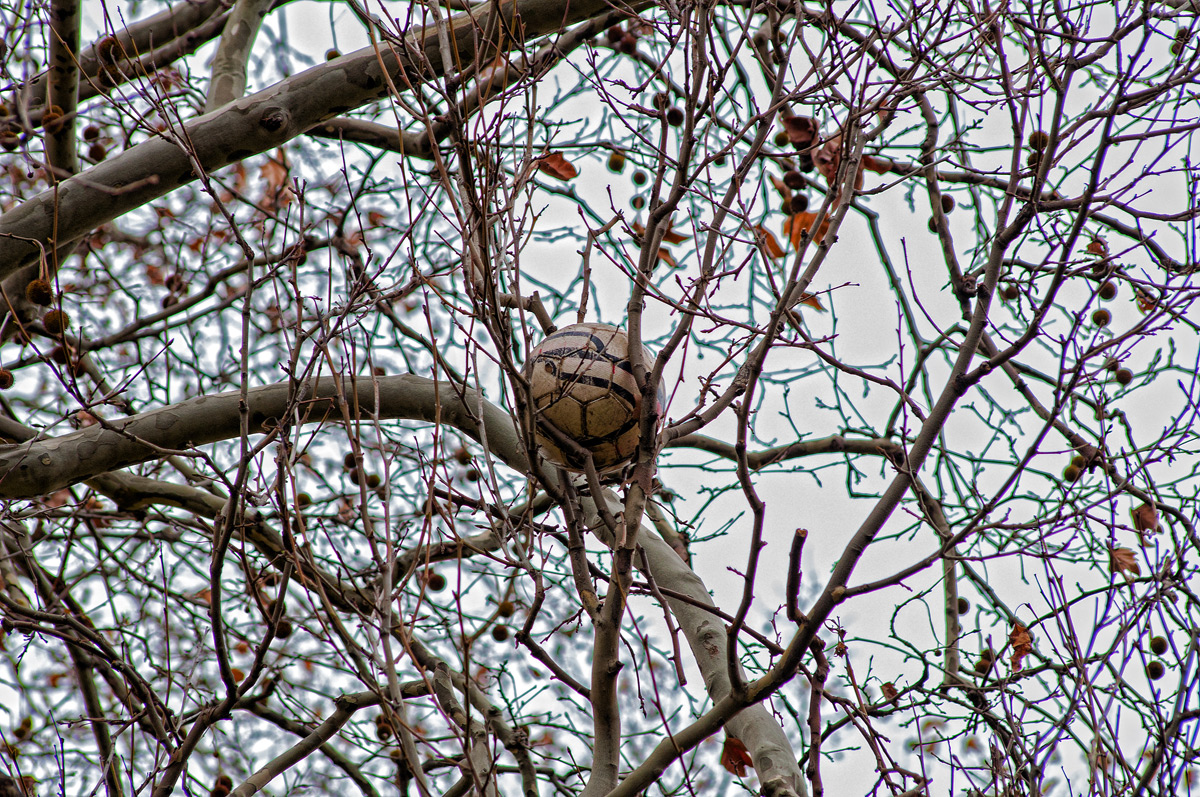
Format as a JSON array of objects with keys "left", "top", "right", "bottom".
[
  {"left": 25, "top": 279, "right": 53, "bottom": 306},
  {"left": 42, "top": 309, "right": 70, "bottom": 335}
]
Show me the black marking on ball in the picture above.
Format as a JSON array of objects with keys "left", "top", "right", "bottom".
[{"left": 558, "top": 373, "right": 637, "bottom": 407}]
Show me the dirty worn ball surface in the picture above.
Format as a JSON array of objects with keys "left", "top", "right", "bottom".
[{"left": 525, "top": 323, "right": 654, "bottom": 472}]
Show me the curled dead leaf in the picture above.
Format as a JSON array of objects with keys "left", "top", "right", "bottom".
[
  {"left": 1131, "top": 503, "right": 1160, "bottom": 542},
  {"left": 797, "top": 293, "right": 826, "bottom": 311},
  {"left": 768, "top": 173, "right": 792, "bottom": 200},
  {"left": 1009, "top": 622, "right": 1032, "bottom": 672},
  {"left": 721, "top": 735, "right": 753, "bottom": 777},
  {"left": 753, "top": 225, "right": 785, "bottom": 259},
  {"left": 631, "top": 220, "right": 690, "bottom": 245},
  {"left": 537, "top": 152, "right": 577, "bottom": 181},
  {"left": 1108, "top": 546, "right": 1140, "bottom": 577},
  {"left": 812, "top": 135, "right": 866, "bottom": 205},
  {"left": 1135, "top": 288, "right": 1156, "bottom": 313},
  {"left": 861, "top": 154, "right": 893, "bottom": 174},
  {"left": 783, "top": 212, "right": 830, "bottom": 245}
]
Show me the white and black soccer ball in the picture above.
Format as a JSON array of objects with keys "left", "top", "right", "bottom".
[{"left": 524, "top": 322, "right": 661, "bottom": 472}]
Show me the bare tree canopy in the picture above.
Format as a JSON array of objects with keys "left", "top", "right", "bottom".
[{"left": 1, "top": 1, "right": 1198, "bottom": 796}]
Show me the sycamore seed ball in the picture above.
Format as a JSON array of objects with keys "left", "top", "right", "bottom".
[
  {"left": 42, "top": 309, "right": 70, "bottom": 335},
  {"left": 1150, "top": 635, "right": 1168, "bottom": 655},
  {"left": 25, "top": 278, "right": 53, "bottom": 306}
]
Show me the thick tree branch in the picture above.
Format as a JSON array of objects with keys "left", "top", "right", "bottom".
[
  {"left": 45, "top": 0, "right": 82, "bottom": 176},
  {"left": 0, "top": 0, "right": 624, "bottom": 280},
  {"left": 204, "top": 0, "right": 275, "bottom": 111},
  {"left": 229, "top": 691, "right": 382, "bottom": 797}
]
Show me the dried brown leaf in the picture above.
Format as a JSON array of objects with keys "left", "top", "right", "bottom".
[
  {"left": 721, "top": 735, "right": 753, "bottom": 776},
  {"left": 537, "top": 152, "right": 577, "bottom": 181},
  {"left": 1109, "top": 546, "right": 1141, "bottom": 577},
  {"left": 783, "top": 212, "right": 830, "bottom": 245},
  {"left": 768, "top": 173, "right": 791, "bottom": 200},
  {"left": 631, "top": 220, "right": 690, "bottom": 245},
  {"left": 1009, "top": 622, "right": 1032, "bottom": 672},
  {"left": 754, "top": 225, "right": 785, "bottom": 259},
  {"left": 1135, "top": 288, "right": 1156, "bottom": 313},
  {"left": 861, "top": 154, "right": 893, "bottom": 174},
  {"left": 1131, "top": 503, "right": 1160, "bottom": 541},
  {"left": 797, "top": 292, "right": 826, "bottom": 311}
]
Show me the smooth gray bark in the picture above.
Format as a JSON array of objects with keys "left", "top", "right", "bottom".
[
  {"left": 0, "top": 374, "right": 517, "bottom": 498},
  {"left": 0, "top": 0, "right": 615, "bottom": 278}
]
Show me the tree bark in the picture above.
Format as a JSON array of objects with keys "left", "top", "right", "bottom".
[{"left": 0, "top": 0, "right": 620, "bottom": 280}]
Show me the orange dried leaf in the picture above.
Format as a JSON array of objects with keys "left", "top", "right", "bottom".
[
  {"left": 768, "top": 174, "right": 792, "bottom": 199},
  {"left": 1135, "top": 289, "right": 1156, "bottom": 313},
  {"left": 881, "top": 682, "right": 899, "bottom": 700},
  {"left": 1086, "top": 238, "right": 1108, "bottom": 257},
  {"left": 1131, "top": 503, "right": 1160, "bottom": 539},
  {"left": 783, "top": 212, "right": 830, "bottom": 245},
  {"left": 537, "top": 152, "right": 577, "bottom": 181},
  {"left": 1109, "top": 546, "right": 1140, "bottom": 576},
  {"left": 631, "top": 221, "right": 689, "bottom": 245},
  {"left": 721, "top": 736, "right": 753, "bottom": 776},
  {"left": 861, "top": 154, "right": 893, "bottom": 174},
  {"left": 661, "top": 227, "right": 690, "bottom": 245},
  {"left": 754, "top": 225, "right": 785, "bottom": 259},
  {"left": 797, "top": 292, "right": 826, "bottom": 311},
  {"left": 1009, "top": 623, "right": 1032, "bottom": 671},
  {"left": 814, "top": 137, "right": 842, "bottom": 186},
  {"left": 656, "top": 248, "right": 678, "bottom": 268},
  {"left": 260, "top": 157, "right": 290, "bottom": 192},
  {"left": 812, "top": 135, "right": 866, "bottom": 200}
]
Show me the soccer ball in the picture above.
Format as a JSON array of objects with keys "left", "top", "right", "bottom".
[{"left": 524, "top": 323, "right": 660, "bottom": 472}]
